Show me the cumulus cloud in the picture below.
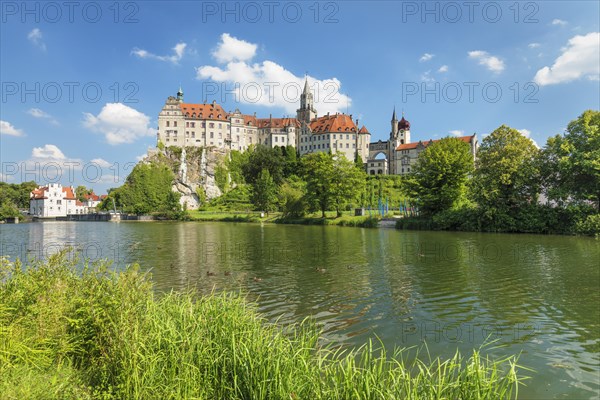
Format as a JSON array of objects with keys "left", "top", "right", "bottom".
[
  {"left": 27, "top": 108, "right": 59, "bottom": 125},
  {"left": 90, "top": 158, "right": 112, "bottom": 168},
  {"left": 534, "top": 32, "right": 600, "bottom": 85},
  {"left": 438, "top": 65, "right": 449, "bottom": 73},
  {"left": 1, "top": 120, "right": 25, "bottom": 136},
  {"left": 419, "top": 53, "right": 434, "bottom": 62},
  {"left": 517, "top": 129, "right": 539, "bottom": 148},
  {"left": 26, "top": 144, "right": 83, "bottom": 175},
  {"left": 32, "top": 144, "right": 66, "bottom": 159},
  {"left": 212, "top": 33, "right": 257, "bottom": 63},
  {"left": 132, "top": 42, "right": 187, "bottom": 64},
  {"left": 27, "top": 28, "right": 46, "bottom": 51},
  {"left": 468, "top": 50, "right": 505, "bottom": 73},
  {"left": 552, "top": 19, "right": 567, "bottom": 26},
  {"left": 196, "top": 34, "right": 351, "bottom": 115},
  {"left": 83, "top": 103, "right": 155, "bottom": 145},
  {"left": 449, "top": 130, "right": 464, "bottom": 136}
]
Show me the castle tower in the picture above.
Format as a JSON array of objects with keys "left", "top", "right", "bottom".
[
  {"left": 391, "top": 107, "right": 398, "bottom": 139},
  {"left": 296, "top": 78, "right": 317, "bottom": 124},
  {"left": 397, "top": 112, "right": 411, "bottom": 145},
  {"left": 176, "top": 86, "right": 184, "bottom": 102}
]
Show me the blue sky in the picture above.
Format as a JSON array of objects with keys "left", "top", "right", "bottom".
[{"left": 1, "top": 0, "right": 599, "bottom": 193}]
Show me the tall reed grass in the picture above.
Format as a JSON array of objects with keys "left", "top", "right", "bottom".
[{"left": 0, "top": 252, "right": 528, "bottom": 399}]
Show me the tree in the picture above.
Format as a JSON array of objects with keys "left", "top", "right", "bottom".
[
  {"left": 252, "top": 168, "right": 276, "bottom": 215},
  {"left": 354, "top": 152, "right": 364, "bottom": 170},
  {"left": 403, "top": 137, "right": 474, "bottom": 216},
  {"left": 301, "top": 153, "right": 365, "bottom": 217},
  {"left": 471, "top": 125, "right": 540, "bottom": 225},
  {"left": 539, "top": 110, "right": 600, "bottom": 210},
  {"left": 277, "top": 176, "right": 308, "bottom": 218},
  {"left": 242, "top": 145, "right": 285, "bottom": 184},
  {"left": 75, "top": 185, "right": 93, "bottom": 202},
  {"left": 100, "top": 162, "right": 180, "bottom": 215}
]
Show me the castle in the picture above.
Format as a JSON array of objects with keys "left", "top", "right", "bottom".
[{"left": 156, "top": 81, "right": 477, "bottom": 175}]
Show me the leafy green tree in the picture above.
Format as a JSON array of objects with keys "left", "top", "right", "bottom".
[
  {"left": 301, "top": 153, "right": 365, "bottom": 217},
  {"left": 242, "top": 146, "right": 285, "bottom": 184},
  {"left": 252, "top": 168, "right": 276, "bottom": 215},
  {"left": 403, "top": 137, "right": 474, "bottom": 216},
  {"left": 283, "top": 145, "right": 298, "bottom": 177},
  {"left": 330, "top": 155, "right": 366, "bottom": 216},
  {"left": 277, "top": 176, "right": 308, "bottom": 218},
  {"left": 354, "top": 152, "right": 364, "bottom": 170},
  {"left": 539, "top": 110, "right": 600, "bottom": 210},
  {"left": 471, "top": 125, "right": 540, "bottom": 226},
  {"left": 75, "top": 185, "right": 93, "bottom": 202},
  {"left": 0, "top": 181, "right": 37, "bottom": 209},
  {"left": 100, "top": 162, "right": 180, "bottom": 215}
]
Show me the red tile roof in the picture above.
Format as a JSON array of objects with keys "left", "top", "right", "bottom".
[
  {"left": 257, "top": 117, "right": 300, "bottom": 129},
  {"left": 84, "top": 193, "right": 100, "bottom": 202},
  {"left": 241, "top": 114, "right": 258, "bottom": 126},
  {"left": 180, "top": 103, "right": 228, "bottom": 121},
  {"left": 62, "top": 187, "right": 76, "bottom": 200},
  {"left": 309, "top": 114, "right": 357, "bottom": 134},
  {"left": 359, "top": 125, "right": 370, "bottom": 134},
  {"left": 396, "top": 135, "right": 475, "bottom": 151},
  {"left": 31, "top": 187, "right": 48, "bottom": 199}
]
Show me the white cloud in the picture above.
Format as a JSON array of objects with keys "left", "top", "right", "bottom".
[
  {"left": 132, "top": 42, "right": 187, "bottom": 64},
  {"left": 212, "top": 33, "right": 257, "bottom": 63},
  {"left": 90, "top": 158, "right": 112, "bottom": 168},
  {"left": 32, "top": 144, "right": 66, "bottom": 159},
  {"left": 468, "top": 50, "right": 505, "bottom": 73},
  {"left": 136, "top": 154, "right": 147, "bottom": 162},
  {"left": 27, "top": 108, "right": 59, "bottom": 125},
  {"left": 0, "top": 120, "right": 24, "bottom": 136},
  {"left": 197, "top": 35, "right": 351, "bottom": 115},
  {"left": 517, "top": 129, "right": 539, "bottom": 148},
  {"left": 534, "top": 32, "right": 600, "bottom": 86},
  {"left": 83, "top": 103, "right": 155, "bottom": 145},
  {"left": 528, "top": 43, "right": 541, "bottom": 49},
  {"left": 420, "top": 70, "right": 435, "bottom": 83},
  {"left": 27, "top": 28, "right": 46, "bottom": 51},
  {"left": 552, "top": 19, "right": 567, "bottom": 26},
  {"left": 449, "top": 130, "right": 464, "bottom": 137},
  {"left": 438, "top": 65, "right": 449, "bottom": 73},
  {"left": 419, "top": 53, "right": 434, "bottom": 62}
]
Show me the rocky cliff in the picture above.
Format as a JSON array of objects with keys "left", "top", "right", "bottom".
[{"left": 145, "top": 146, "right": 228, "bottom": 209}]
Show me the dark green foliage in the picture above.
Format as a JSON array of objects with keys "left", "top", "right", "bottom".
[
  {"left": 0, "top": 181, "right": 37, "bottom": 220},
  {"left": 278, "top": 176, "right": 308, "bottom": 218},
  {"left": 242, "top": 145, "right": 286, "bottom": 184},
  {"left": 404, "top": 137, "right": 474, "bottom": 216},
  {"left": 75, "top": 185, "right": 93, "bottom": 202},
  {"left": 203, "top": 184, "right": 253, "bottom": 211},
  {"left": 99, "top": 162, "right": 180, "bottom": 216},
  {"left": 214, "top": 163, "right": 230, "bottom": 193},
  {"left": 251, "top": 169, "right": 276, "bottom": 214}
]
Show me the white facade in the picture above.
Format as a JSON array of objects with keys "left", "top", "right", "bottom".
[{"left": 29, "top": 184, "right": 86, "bottom": 217}]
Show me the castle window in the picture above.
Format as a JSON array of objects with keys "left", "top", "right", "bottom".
[
  {"left": 174, "top": 121, "right": 177, "bottom": 127},
  {"left": 191, "top": 122, "right": 195, "bottom": 128},
  {"left": 186, "top": 122, "right": 189, "bottom": 127},
  {"left": 166, "top": 121, "right": 170, "bottom": 127}
]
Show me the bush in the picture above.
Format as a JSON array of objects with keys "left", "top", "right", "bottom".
[{"left": 575, "top": 213, "right": 600, "bottom": 236}]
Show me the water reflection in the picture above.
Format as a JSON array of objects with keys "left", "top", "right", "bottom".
[{"left": 0, "top": 221, "right": 598, "bottom": 399}]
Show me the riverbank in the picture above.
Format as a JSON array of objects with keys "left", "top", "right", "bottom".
[
  {"left": 0, "top": 254, "right": 526, "bottom": 399},
  {"left": 187, "top": 210, "right": 383, "bottom": 228}
]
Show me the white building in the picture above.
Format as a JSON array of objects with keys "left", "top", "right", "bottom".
[
  {"left": 156, "top": 83, "right": 371, "bottom": 161},
  {"left": 29, "top": 184, "right": 86, "bottom": 217}
]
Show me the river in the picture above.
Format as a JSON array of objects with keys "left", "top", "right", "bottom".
[{"left": 1, "top": 221, "right": 598, "bottom": 399}]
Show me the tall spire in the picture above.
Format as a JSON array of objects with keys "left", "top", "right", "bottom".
[
  {"left": 392, "top": 106, "right": 397, "bottom": 121},
  {"left": 303, "top": 77, "right": 310, "bottom": 94}
]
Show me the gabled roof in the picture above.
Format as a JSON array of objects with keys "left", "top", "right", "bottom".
[
  {"left": 62, "top": 187, "right": 76, "bottom": 200},
  {"left": 241, "top": 114, "right": 258, "bottom": 126},
  {"left": 309, "top": 114, "right": 357, "bottom": 134},
  {"left": 396, "top": 134, "right": 475, "bottom": 151},
  {"left": 359, "top": 125, "right": 370, "bottom": 134},
  {"left": 257, "top": 117, "right": 300, "bottom": 129},
  {"left": 31, "top": 186, "right": 48, "bottom": 199},
  {"left": 84, "top": 193, "right": 100, "bottom": 202},
  {"left": 179, "top": 103, "right": 228, "bottom": 121}
]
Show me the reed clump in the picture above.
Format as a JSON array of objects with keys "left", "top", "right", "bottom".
[{"left": 0, "top": 252, "right": 528, "bottom": 399}]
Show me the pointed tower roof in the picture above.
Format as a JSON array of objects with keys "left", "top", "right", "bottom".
[
  {"left": 303, "top": 77, "right": 310, "bottom": 94},
  {"left": 359, "top": 125, "right": 370, "bottom": 134},
  {"left": 392, "top": 106, "right": 397, "bottom": 121}
]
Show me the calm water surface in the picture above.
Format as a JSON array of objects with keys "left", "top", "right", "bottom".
[{"left": 1, "top": 221, "right": 599, "bottom": 399}]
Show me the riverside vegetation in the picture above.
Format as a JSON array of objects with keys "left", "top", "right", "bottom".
[{"left": 0, "top": 252, "right": 528, "bottom": 399}]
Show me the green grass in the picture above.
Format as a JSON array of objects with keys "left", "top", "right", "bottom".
[{"left": 0, "top": 253, "right": 529, "bottom": 399}]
